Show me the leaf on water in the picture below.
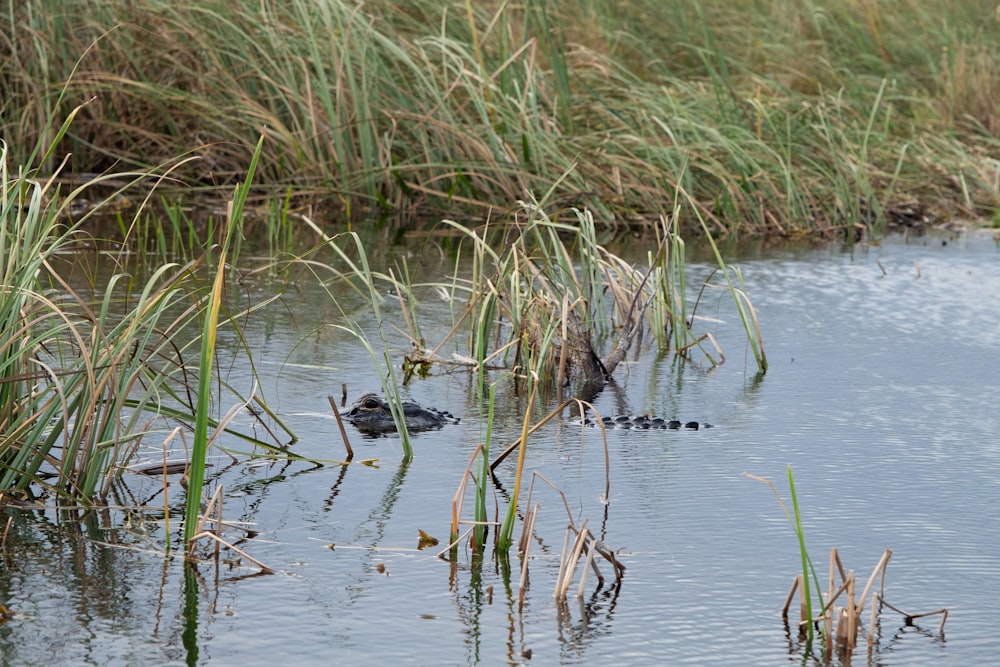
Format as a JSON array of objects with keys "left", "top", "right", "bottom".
[
  {"left": 0, "top": 605, "right": 16, "bottom": 624},
  {"left": 417, "top": 529, "right": 439, "bottom": 550},
  {"left": 375, "top": 562, "right": 388, "bottom": 575}
]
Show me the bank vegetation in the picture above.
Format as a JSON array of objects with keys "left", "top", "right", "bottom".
[{"left": 3, "top": 0, "right": 999, "bottom": 236}]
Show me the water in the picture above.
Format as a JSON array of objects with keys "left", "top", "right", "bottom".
[{"left": 2, "top": 229, "right": 998, "bottom": 666}]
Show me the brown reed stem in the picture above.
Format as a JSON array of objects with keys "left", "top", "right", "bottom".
[
  {"left": 517, "top": 502, "right": 539, "bottom": 612},
  {"left": 855, "top": 548, "right": 892, "bottom": 615},
  {"left": 450, "top": 444, "right": 483, "bottom": 549},
  {"left": 328, "top": 394, "right": 354, "bottom": 460}
]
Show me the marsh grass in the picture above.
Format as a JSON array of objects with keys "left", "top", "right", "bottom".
[
  {"left": 5, "top": 0, "right": 998, "bottom": 236},
  {"left": 449, "top": 395, "right": 623, "bottom": 597},
  {"left": 1, "top": 126, "right": 291, "bottom": 514}
]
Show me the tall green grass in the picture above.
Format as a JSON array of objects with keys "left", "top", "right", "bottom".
[{"left": 3, "top": 0, "right": 997, "bottom": 236}]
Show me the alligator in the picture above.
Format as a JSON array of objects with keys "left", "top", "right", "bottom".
[
  {"left": 344, "top": 392, "right": 709, "bottom": 433},
  {"left": 344, "top": 392, "right": 461, "bottom": 434}
]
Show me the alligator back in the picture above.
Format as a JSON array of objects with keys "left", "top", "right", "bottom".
[{"left": 578, "top": 415, "right": 711, "bottom": 430}]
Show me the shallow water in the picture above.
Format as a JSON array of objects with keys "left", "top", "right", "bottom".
[{"left": 2, "top": 229, "right": 999, "bottom": 666}]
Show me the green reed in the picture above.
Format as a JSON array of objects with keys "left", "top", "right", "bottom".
[
  {"left": 786, "top": 466, "right": 818, "bottom": 643},
  {"left": 747, "top": 467, "right": 826, "bottom": 646},
  {"left": 183, "top": 135, "right": 263, "bottom": 546},
  {"left": 471, "top": 384, "right": 495, "bottom": 553}
]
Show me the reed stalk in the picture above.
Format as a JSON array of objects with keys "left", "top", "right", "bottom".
[
  {"left": 497, "top": 381, "right": 536, "bottom": 553},
  {"left": 183, "top": 134, "right": 264, "bottom": 547},
  {"left": 745, "top": 469, "right": 825, "bottom": 645},
  {"left": 787, "top": 465, "right": 817, "bottom": 643},
  {"left": 471, "top": 383, "right": 496, "bottom": 553}
]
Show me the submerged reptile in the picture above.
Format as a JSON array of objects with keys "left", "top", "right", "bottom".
[
  {"left": 344, "top": 392, "right": 709, "bottom": 433},
  {"left": 344, "top": 392, "right": 461, "bottom": 433}
]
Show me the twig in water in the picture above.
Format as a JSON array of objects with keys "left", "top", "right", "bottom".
[
  {"left": 187, "top": 485, "right": 273, "bottom": 573},
  {"left": 878, "top": 596, "right": 948, "bottom": 634},
  {"left": 328, "top": 395, "right": 354, "bottom": 460}
]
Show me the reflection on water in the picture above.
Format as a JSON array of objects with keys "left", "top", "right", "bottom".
[
  {"left": 2, "top": 230, "right": 999, "bottom": 665},
  {"left": 0, "top": 509, "right": 189, "bottom": 664}
]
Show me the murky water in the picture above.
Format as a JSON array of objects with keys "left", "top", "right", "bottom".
[{"left": 2, "top": 229, "right": 998, "bottom": 665}]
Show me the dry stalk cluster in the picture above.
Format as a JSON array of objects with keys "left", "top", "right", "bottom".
[
  {"left": 451, "top": 459, "right": 624, "bottom": 605},
  {"left": 784, "top": 547, "right": 947, "bottom": 655},
  {"left": 186, "top": 484, "right": 272, "bottom": 575},
  {"left": 415, "top": 202, "right": 763, "bottom": 392}
]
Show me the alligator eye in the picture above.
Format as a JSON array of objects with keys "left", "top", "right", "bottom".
[{"left": 363, "top": 397, "right": 381, "bottom": 409}]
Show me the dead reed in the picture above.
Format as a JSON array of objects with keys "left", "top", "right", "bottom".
[
  {"left": 783, "top": 547, "right": 947, "bottom": 654},
  {"left": 748, "top": 470, "right": 948, "bottom": 658}
]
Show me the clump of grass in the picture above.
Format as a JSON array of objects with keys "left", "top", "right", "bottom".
[
  {"left": 449, "top": 396, "right": 624, "bottom": 597},
  {"left": 0, "top": 123, "right": 291, "bottom": 509},
  {"left": 429, "top": 195, "right": 764, "bottom": 389},
  {"left": 3, "top": 0, "right": 997, "bottom": 236},
  {"left": 746, "top": 468, "right": 948, "bottom": 659}
]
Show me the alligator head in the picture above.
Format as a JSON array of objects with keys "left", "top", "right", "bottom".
[{"left": 344, "top": 392, "right": 460, "bottom": 434}]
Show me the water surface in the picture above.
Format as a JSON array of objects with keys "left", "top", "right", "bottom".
[{"left": 2, "top": 229, "right": 998, "bottom": 666}]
